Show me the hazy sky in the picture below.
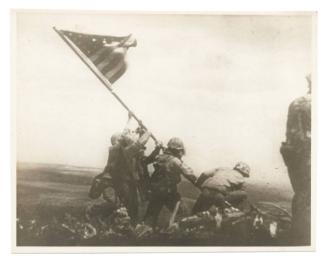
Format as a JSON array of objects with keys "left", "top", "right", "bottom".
[{"left": 15, "top": 12, "right": 314, "bottom": 186}]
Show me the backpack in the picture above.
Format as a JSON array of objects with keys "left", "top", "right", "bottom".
[{"left": 149, "top": 155, "right": 180, "bottom": 195}]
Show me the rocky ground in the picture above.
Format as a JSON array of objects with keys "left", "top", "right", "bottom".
[{"left": 16, "top": 162, "right": 293, "bottom": 246}]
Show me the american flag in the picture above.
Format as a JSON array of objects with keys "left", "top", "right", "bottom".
[{"left": 58, "top": 29, "right": 137, "bottom": 84}]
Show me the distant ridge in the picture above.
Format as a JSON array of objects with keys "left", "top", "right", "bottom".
[
  {"left": 17, "top": 161, "right": 102, "bottom": 173},
  {"left": 16, "top": 161, "right": 293, "bottom": 208}
]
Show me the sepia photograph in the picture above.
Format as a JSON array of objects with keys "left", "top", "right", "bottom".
[{"left": 12, "top": 10, "right": 315, "bottom": 251}]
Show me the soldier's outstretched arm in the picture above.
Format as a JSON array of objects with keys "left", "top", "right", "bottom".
[
  {"left": 144, "top": 144, "right": 162, "bottom": 165},
  {"left": 123, "top": 130, "right": 152, "bottom": 158},
  {"left": 179, "top": 161, "right": 198, "bottom": 185},
  {"left": 137, "top": 131, "right": 151, "bottom": 146},
  {"left": 122, "top": 111, "right": 134, "bottom": 135},
  {"left": 195, "top": 170, "right": 215, "bottom": 188}
]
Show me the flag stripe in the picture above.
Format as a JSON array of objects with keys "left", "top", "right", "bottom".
[
  {"left": 95, "top": 54, "right": 122, "bottom": 75},
  {"left": 60, "top": 30, "right": 134, "bottom": 84},
  {"left": 100, "top": 51, "right": 125, "bottom": 73},
  {"left": 105, "top": 62, "right": 127, "bottom": 84},
  {"left": 91, "top": 48, "right": 112, "bottom": 65},
  {"left": 89, "top": 47, "right": 107, "bottom": 62},
  {"left": 100, "top": 61, "right": 120, "bottom": 75},
  {"left": 104, "top": 59, "right": 125, "bottom": 78}
]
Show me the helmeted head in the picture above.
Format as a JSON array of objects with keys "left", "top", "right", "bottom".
[
  {"left": 119, "top": 133, "right": 136, "bottom": 147},
  {"left": 111, "top": 132, "right": 122, "bottom": 146},
  {"left": 167, "top": 137, "right": 185, "bottom": 157},
  {"left": 234, "top": 162, "right": 250, "bottom": 178}
]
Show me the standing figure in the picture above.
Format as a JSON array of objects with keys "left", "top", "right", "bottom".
[
  {"left": 143, "top": 137, "right": 198, "bottom": 228},
  {"left": 192, "top": 162, "right": 250, "bottom": 214},
  {"left": 121, "top": 125, "right": 162, "bottom": 203},
  {"left": 280, "top": 75, "right": 311, "bottom": 245},
  {"left": 105, "top": 112, "right": 156, "bottom": 225}
]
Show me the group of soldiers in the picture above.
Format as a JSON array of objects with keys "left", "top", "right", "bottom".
[
  {"left": 88, "top": 112, "right": 251, "bottom": 230},
  {"left": 88, "top": 75, "right": 311, "bottom": 245}
]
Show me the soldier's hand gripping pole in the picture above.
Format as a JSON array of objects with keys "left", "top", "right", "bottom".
[{"left": 127, "top": 111, "right": 158, "bottom": 145}]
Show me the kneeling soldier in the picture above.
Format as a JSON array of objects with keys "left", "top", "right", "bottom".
[{"left": 192, "top": 162, "right": 250, "bottom": 214}]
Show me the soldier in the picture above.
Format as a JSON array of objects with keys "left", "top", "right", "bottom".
[
  {"left": 87, "top": 172, "right": 118, "bottom": 220},
  {"left": 137, "top": 145, "right": 163, "bottom": 202},
  {"left": 86, "top": 133, "right": 122, "bottom": 220},
  {"left": 121, "top": 125, "right": 162, "bottom": 202},
  {"left": 106, "top": 112, "right": 158, "bottom": 225},
  {"left": 192, "top": 162, "right": 250, "bottom": 214},
  {"left": 143, "top": 137, "right": 198, "bottom": 228},
  {"left": 280, "top": 75, "right": 311, "bottom": 245}
]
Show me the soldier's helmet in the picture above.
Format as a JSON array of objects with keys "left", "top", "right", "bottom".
[
  {"left": 111, "top": 132, "right": 122, "bottom": 145},
  {"left": 234, "top": 162, "right": 250, "bottom": 178},
  {"left": 119, "top": 132, "right": 136, "bottom": 147},
  {"left": 167, "top": 137, "right": 185, "bottom": 153}
]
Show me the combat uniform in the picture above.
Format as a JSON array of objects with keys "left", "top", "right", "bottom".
[
  {"left": 137, "top": 145, "right": 162, "bottom": 201},
  {"left": 87, "top": 173, "right": 118, "bottom": 219},
  {"left": 192, "top": 167, "right": 248, "bottom": 214},
  {"left": 106, "top": 130, "right": 151, "bottom": 224},
  {"left": 143, "top": 150, "right": 197, "bottom": 227},
  {"left": 280, "top": 94, "right": 311, "bottom": 245}
]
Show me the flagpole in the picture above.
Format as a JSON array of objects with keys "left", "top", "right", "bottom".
[{"left": 53, "top": 27, "right": 158, "bottom": 144}]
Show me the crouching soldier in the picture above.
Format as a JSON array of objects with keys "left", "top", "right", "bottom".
[
  {"left": 86, "top": 172, "right": 118, "bottom": 220},
  {"left": 85, "top": 130, "right": 125, "bottom": 220},
  {"left": 192, "top": 162, "right": 250, "bottom": 214},
  {"left": 143, "top": 137, "right": 198, "bottom": 228}
]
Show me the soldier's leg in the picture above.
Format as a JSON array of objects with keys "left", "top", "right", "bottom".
[
  {"left": 303, "top": 163, "right": 311, "bottom": 244},
  {"left": 165, "top": 192, "right": 181, "bottom": 212},
  {"left": 301, "top": 190, "right": 311, "bottom": 245},
  {"left": 192, "top": 192, "right": 213, "bottom": 214},
  {"left": 114, "top": 182, "right": 133, "bottom": 216},
  {"left": 164, "top": 192, "right": 182, "bottom": 226},
  {"left": 112, "top": 179, "right": 125, "bottom": 206},
  {"left": 212, "top": 192, "right": 226, "bottom": 208},
  {"left": 124, "top": 181, "right": 139, "bottom": 225},
  {"left": 143, "top": 195, "right": 164, "bottom": 228},
  {"left": 193, "top": 188, "right": 219, "bottom": 214},
  {"left": 225, "top": 190, "right": 248, "bottom": 210},
  {"left": 293, "top": 163, "right": 311, "bottom": 245},
  {"left": 287, "top": 160, "right": 310, "bottom": 245}
]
